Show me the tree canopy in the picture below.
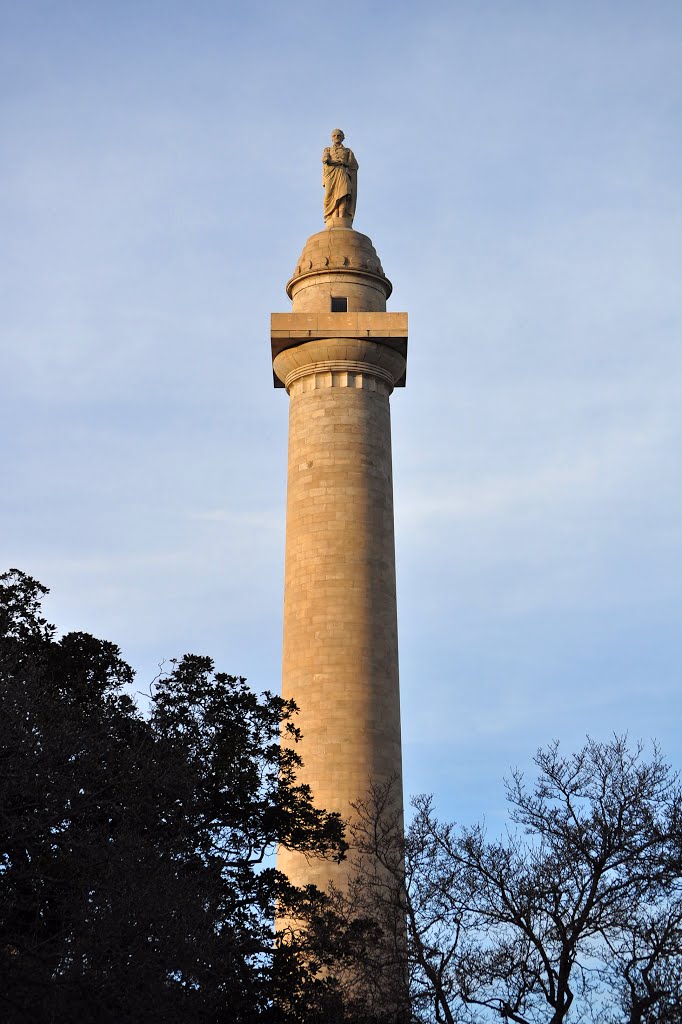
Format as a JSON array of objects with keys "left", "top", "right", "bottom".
[{"left": 0, "top": 569, "right": 349, "bottom": 1023}]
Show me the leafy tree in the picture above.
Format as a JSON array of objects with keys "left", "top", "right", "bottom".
[
  {"left": 340, "top": 739, "right": 682, "bottom": 1024},
  {"left": 0, "top": 569, "right": 347, "bottom": 1023}
]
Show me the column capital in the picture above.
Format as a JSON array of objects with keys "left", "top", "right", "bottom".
[
  {"left": 271, "top": 313, "right": 408, "bottom": 389},
  {"left": 273, "top": 337, "right": 406, "bottom": 394}
]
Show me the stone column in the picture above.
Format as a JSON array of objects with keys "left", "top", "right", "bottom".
[{"left": 271, "top": 228, "right": 408, "bottom": 894}]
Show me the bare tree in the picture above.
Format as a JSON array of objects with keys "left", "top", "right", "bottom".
[
  {"left": 337, "top": 738, "right": 682, "bottom": 1024},
  {"left": 600, "top": 899, "right": 682, "bottom": 1024}
]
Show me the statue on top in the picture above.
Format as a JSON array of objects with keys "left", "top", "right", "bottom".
[{"left": 322, "top": 129, "right": 358, "bottom": 228}]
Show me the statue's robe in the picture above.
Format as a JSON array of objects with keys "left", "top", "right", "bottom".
[{"left": 322, "top": 144, "right": 358, "bottom": 222}]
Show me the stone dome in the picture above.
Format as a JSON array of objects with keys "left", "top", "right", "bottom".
[{"left": 286, "top": 228, "right": 392, "bottom": 304}]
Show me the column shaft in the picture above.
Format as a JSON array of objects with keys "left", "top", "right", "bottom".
[{"left": 277, "top": 355, "right": 402, "bottom": 891}]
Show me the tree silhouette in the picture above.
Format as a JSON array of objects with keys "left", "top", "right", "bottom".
[{"left": 0, "top": 569, "right": 346, "bottom": 1023}]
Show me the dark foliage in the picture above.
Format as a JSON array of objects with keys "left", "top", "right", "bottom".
[{"left": 0, "top": 570, "right": 348, "bottom": 1023}]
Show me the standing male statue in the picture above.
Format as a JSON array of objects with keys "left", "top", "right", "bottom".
[{"left": 322, "top": 129, "right": 358, "bottom": 228}]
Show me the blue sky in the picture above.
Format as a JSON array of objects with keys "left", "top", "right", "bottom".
[{"left": 2, "top": 1, "right": 681, "bottom": 827}]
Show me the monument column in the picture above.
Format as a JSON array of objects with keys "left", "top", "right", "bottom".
[{"left": 272, "top": 131, "right": 408, "bottom": 893}]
